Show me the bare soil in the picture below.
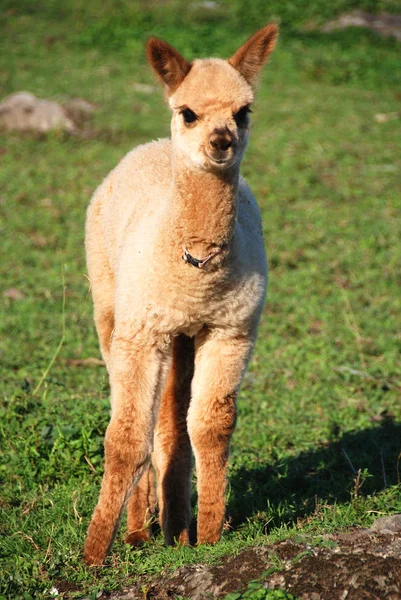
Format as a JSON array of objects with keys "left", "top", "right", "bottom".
[{"left": 97, "top": 516, "right": 401, "bottom": 600}]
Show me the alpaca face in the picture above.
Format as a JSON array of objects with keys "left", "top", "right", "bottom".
[
  {"left": 146, "top": 24, "right": 278, "bottom": 171},
  {"left": 169, "top": 59, "right": 253, "bottom": 171}
]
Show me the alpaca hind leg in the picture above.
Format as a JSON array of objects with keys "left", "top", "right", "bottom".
[
  {"left": 126, "top": 463, "right": 156, "bottom": 546},
  {"left": 187, "top": 331, "right": 253, "bottom": 545},
  {"left": 84, "top": 333, "right": 170, "bottom": 565},
  {"left": 153, "top": 334, "right": 194, "bottom": 545}
]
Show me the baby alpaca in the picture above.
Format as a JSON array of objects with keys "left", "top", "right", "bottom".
[{"left": 84, "top": 24, "right": 278, "bottom": 566}]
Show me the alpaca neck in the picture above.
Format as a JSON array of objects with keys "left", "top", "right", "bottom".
[{"left": 170, "top": 150, "right": 239, "bottom": 258}]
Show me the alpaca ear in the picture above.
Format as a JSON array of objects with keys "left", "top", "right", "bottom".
[
  {"left": 146, "top": 37, "right": 191, "bottom": 94},
  {"left": 229, "top": 24, "right": 278, "bottom": 88}
]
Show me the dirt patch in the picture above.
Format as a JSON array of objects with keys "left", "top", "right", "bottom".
[{"left": 98, "top": 516, "right": 401, "bottom": 599}]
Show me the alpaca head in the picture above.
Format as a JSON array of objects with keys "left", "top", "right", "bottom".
[{"left": 146, "top": 24, "right": 278, "bottom": 171}]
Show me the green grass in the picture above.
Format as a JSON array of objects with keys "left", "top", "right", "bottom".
[{"left": 1, "top": 0, "right": 401, "bottom": 598}]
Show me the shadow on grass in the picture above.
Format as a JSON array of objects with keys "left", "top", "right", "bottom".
[{"left": 228, "top": 417, "right": 401, "bottom": 529}]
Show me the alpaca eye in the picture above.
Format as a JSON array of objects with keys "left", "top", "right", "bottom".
[
  {"left": 234, "top": 106, "right": 252, "bottom": 127},
  {"left": 181, "top": 108, "right": 198, "bottom": 125}
]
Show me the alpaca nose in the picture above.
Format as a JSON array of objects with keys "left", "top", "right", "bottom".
[{"left": 209, "top": 130, "right": 233, "bottom": 152}]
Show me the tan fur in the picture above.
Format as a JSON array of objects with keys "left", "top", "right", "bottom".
[
  {"left": 84, "top": 24, "right": 278, "bottom": 565},
  {"left": 229, "top": 24, "right": 278, "bottom": 87}
]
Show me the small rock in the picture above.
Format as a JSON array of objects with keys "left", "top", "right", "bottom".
[
  {"left": 375, "top": 112, "right": 399, "bottom": 123},
  {"left": 0, "top": 91, "right": 75, "bottom": 133},
  {"left": 175, "top": 566, "right": 215, "bottom": 600},
  {"left": 63, "top": 98, "right": 96, "bottom": 125},
  {"left": 370, "top": 514, "right": 401, "bottom": 534},
  {"left": 265, "top": 572, "right": 286, "bottom": 588},
  {"left": 373, "top": 575, "right": 388, "bottom": 589}
]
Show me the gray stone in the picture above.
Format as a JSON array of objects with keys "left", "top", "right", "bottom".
[
  {"left": 0, "top": 92, "right": 75, "bottom": 133},
  {"left": 63, "top": 97, "right": 96, "bottom": 125},
  {"left": 370, "top": 514, "right": 401, "bottom": 535}
]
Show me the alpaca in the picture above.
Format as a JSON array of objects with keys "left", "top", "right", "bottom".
[{"left": 84, "top": 24, "right": 278, "bottom": 566}]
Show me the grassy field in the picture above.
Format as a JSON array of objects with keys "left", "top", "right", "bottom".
[{"left": 1, "top": 0, "right": 401, "bottom": 598}]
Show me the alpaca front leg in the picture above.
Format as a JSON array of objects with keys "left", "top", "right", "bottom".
[
  {"left": 84, "top": 335, "right": 169, "bottom": 566},
  {"left": 187, "top": 332, "right": 253, "bottom": 545}
]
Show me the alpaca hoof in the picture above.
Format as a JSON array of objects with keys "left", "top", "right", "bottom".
[
  {"left": 83, "top": 546, "right": 106, "bottom": 566},
  {"left": 126, "top": 530, "right": 150, "bottom": 547},
  {"left": 196, "top": 533, "right": 220, "bottom": 546},
  {"left": 164, "top": 527, "right": 190, "bottom": 546},
  {"left": 178, "top": 529, "right": 190, "bottom": 546},
  {"left": 84, "top": 530, "right": 109, "bottom": 566}
]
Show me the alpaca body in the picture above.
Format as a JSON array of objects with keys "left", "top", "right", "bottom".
[
  {"left": 84, "top": 25, "right": 278, "bottom": 566},
  {"left": 87, "top": 138, "right": 267, "bottom": 346}
]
